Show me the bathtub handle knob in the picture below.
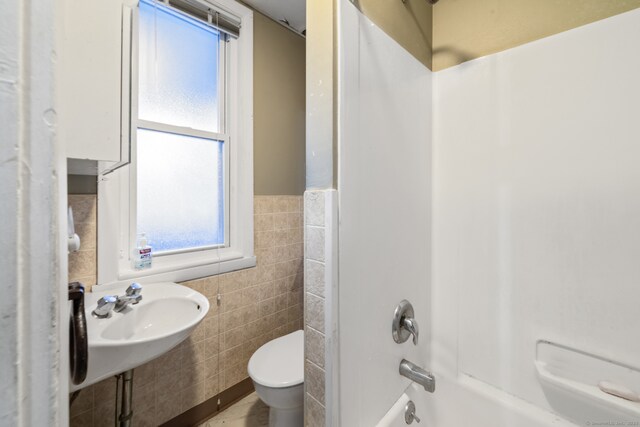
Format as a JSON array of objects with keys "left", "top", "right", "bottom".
[{"left": 404, "top": 400, "right": 420, "bottom": 424}]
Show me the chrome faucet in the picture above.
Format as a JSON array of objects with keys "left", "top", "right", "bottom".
[
  {"left": 114, "top": 283, "right": 143, "bottom": 312},
  {"left": 392, "top": 300, "right": 419, "bottom": 345},
  {"left": 93, "top": 295, "right": 117, "bottom": 318},
  {"left": 401, "top": 317, "right": 419, "bottom": 345},
  {"left": 399, "top": 359, "right": 436, "bottom": 393}
]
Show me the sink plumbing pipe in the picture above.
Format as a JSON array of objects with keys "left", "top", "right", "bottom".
[{"left": 116, "top": 370, "right": 135, "bottom": 427}]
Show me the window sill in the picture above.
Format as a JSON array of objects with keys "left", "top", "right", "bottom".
[{"left": 100, "top": 253, "right": 256, "bottom": 288}]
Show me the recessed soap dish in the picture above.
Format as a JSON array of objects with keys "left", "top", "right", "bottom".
[
  {"left": 598, "top": 380, "right": 640, "bottom": 402},
  {"left": 535, "top": 340, "right": 640, "bottom": 425}
]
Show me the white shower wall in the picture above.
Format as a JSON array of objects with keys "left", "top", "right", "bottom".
[
  {"left": 337, "top": 2, "right": 640, "bottom": 425},
  {"left": 337, "top": 1, "right": 433, "bottom": 425},
  {"left": 432, "top": 6, "right": 640, "bottom": 423}
]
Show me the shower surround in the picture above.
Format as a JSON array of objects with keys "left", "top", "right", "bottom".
[{"left": 333, "top": 1, "right": 640, "bottom": 425}]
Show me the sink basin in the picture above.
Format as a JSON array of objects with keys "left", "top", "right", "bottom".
[{"left": 70, "top": 281, "right": 209, "bottom": 391}]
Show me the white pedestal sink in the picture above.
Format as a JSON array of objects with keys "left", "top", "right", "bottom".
[{"left": 70, "top": 281, "right": 209, "bottom": 391}]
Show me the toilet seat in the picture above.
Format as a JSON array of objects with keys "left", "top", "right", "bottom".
[{"left": 248, "top": 330, "right": 304, "bottom": 388}]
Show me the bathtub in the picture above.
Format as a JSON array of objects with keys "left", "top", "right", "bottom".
[{"left": 376, "top": 374, "right": 575, "bottom": 427}]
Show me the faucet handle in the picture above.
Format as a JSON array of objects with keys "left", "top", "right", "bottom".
[
  {"left": 125, "top": 282, "right": 142, "bottom": 296},
  {"left": 402, "top": 317, "right": 419, "bottom": 345},
  {"left": 113, "top": 283, "right": 143, "bottom": 312},
  {"left": 93, "top": 295, "right": 117, "bottom": 318},
  {"left": 392, "top": 300, "right": 419, "bottom": 345}
]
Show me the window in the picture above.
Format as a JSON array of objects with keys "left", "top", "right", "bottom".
[
  {"left": 136, "top": 0, "right": 227, "bottom": 254},
  {"left": 136, "top": 129, "right": 225, "bottom": 253},
  {"left": 98, "top": 0, "right": 254, "bottom": 285}
]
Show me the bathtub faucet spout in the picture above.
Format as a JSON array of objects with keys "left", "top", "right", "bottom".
[{"left": 399, "top": 359, "right": 435, "bottom": 393}]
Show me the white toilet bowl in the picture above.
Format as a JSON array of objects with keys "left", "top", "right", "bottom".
[{"left": 248, "top": 330, "right": 304, "bottom": 427}]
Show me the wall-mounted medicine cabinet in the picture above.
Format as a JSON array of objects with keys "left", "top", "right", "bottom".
[{"left": 59, "top": 0, "right": 135, "bottom": 175}]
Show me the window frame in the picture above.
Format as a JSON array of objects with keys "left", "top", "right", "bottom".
[{"left": 97, "top": 0, "right": 254, "bottom": 286}]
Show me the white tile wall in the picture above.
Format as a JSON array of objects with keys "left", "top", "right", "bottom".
[{"left": 303, "top": 190, "right": 337, "bottom": 427}]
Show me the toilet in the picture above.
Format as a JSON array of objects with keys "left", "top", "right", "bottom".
[{"left": 248, "top": 330, "right": 304, "bottom": 427}]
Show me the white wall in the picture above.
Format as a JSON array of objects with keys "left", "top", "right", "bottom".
[
  {"left": 0, "top": 0, "right": 66, "bottom": 425},
  {"left": 337, "top": 1, "right": 433, "bottom": 425},
  {"left": 433, "top": 6, "right": 640, "bottom": 421}
]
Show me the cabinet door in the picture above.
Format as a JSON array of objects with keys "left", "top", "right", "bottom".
[{"left": 60, "top": 0, "right": 123, "bottom": 162}]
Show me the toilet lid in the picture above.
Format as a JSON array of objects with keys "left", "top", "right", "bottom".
[{"left": 248, "top": 330, "right": 304, "bottom": 388}]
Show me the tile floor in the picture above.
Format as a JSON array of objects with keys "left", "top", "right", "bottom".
[{"left": 199, "top": 393, "right": 268, "bottom": 427}]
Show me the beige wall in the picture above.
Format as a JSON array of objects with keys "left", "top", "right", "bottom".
[
  {"left": 344, "top": 0, "right": 640, "bottom": 72},
  {"left": 305, "top": 0, "right": 336, "bottom": 190},
  {"left": 68, "top": 195, "right": 98, "bottom": 290},
  {"left": 353, "top": 0, "right": 433, "bottom": 69},
  {"left": 254, "top": 13, "right": 306, "bottom": 195},
  {"left": 432, "top": 0, "right": 640, "bottom": 71},
  {"left": 69, "top": 195, "right": 304, "bottom": 426}
]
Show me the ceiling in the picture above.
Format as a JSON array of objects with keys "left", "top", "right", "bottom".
[{"left": 242, "top": 0, "right": 306, "bottom": 34}]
